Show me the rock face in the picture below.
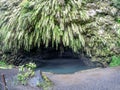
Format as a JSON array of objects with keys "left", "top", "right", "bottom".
[
  {"left": 0, "top": 0, "right": 120, "bottom": 67},
  {"left": 28, "top": 70, "right": 44, "bottom": 87},
  {"left": 83, "top": 0, "right": 120, "bottom": 65},
  {"left": 4, "top": 47, "right": 104, "bottom": 67}
]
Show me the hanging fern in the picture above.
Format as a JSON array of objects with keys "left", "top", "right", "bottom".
[
  {"left": 0, "top": 0, "right": 89, "bottom": 52},
  {"left": 0, "top": 0, "right": 120, "bottom": 64},
  {"left": 112, "top": 0, "right": 120, "bottom": 9}
]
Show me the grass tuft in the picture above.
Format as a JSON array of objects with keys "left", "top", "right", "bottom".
[{"left": 109, "top": 56, "right": 120, "bottom": 67}]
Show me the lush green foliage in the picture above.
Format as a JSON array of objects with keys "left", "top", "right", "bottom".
[
  {"left": 0, "top": 61, "right": 7, "bottom": 69},
  {"left": 112, "top": 0, "right": 120, "bottom": 9},
  {"left": 82, "top": 1, "right": 120, "bottom": 63},
  {"left": 1, "top": 0, "right": 90, "bottom": 52},
  {"left": 0, "top": 60, "right": 12, "bottom": 69},
  {"left": 109, "top": 56, "right": 120, "bottom": 67},
  {"left": 17, "top": 62, "right": 36, "bottom": 85},
  {"left": 117, "top": 19, "right": 120, "bottom": 23},
  {"left": 0, "top": 54, "right": 12, "bottom": 69},
  {"left": 0, "top": 0, "right": 120, "bottom": 64}
]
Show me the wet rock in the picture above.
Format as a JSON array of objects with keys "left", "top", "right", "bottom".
[
  {"left": 28, "top": 70, "right": 44, "bottom": 87},
  {"left": 87, "top": 9, "right": 97, "bottom": 17},
  {"left": 93, "top": 61, "right": 106, "bottom": 67},
  {"left": 78, "top": 55, "right": 95, "bottom": 67}
]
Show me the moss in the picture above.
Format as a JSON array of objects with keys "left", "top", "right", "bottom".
[
  {"left": 0, "top": 60, "right": 13, "bottom": 69},
  {"left": 37, "top": 73, "right": 53, "bottom": 90},
  {"left": 109, "top": 56, "right": 120, "bottom": 67}
]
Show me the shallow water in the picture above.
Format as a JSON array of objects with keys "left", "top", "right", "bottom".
[{"left": 37, "top": 59, "right": 94, "bottom": 74}]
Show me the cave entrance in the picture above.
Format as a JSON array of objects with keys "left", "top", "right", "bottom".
[
  {"left": 37, "top": 58, "right": 93, "bottom": 74},
  {"left": 12, "top": 46, "right": 95, "bottom": 74},
  {"left": 35, "top": 47, "right": 94, "bottom": 74}
]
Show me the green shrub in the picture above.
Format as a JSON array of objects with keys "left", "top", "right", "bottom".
[
  {"left": 17, "top": 62, "right": 36, "bottom": 85},
  {"left": 109, "top": 56, "right": 120, "bottom": 67},
  {"left": 0, "top": 61, "right": 7, "bottom": 69},
  {"left": 1, "top": 0, "right": 90, "bottom": 52},
  {"left": 118, "top": 19, "right": 120, "bottom": 23},
  {"left": 0, "top": 60, "right": 12, "bottom": 69}
]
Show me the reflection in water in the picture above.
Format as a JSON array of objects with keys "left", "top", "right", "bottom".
[{"left": 37, "top": 59, "right": 94, "bottom": 74}]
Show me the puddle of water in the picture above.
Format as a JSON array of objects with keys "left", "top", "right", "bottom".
[{"left": 36, "top": 59, "right": 94, "bottom": 74}]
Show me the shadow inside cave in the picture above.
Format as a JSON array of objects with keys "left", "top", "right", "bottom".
[
  {"left": 36, "top": 58, "right": 95, "bottom": 74},
  {"left": 7, "top": 47, "right": 97, "bottom": 74}
]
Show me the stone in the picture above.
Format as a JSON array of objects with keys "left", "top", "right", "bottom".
[
  {"left": 28, "top": 70, "right": 44, "bottom": 87},
  {"left": 87, "top": 9, "right": 97, "bottom": 17}
]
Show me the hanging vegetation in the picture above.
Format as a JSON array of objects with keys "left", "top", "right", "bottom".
[
  {"left": 0, "top": 0, "right": 120, "bottom": 65},
  {"left": 112, "top": 0, "right": 120, "bottom": 9},
  {"left": 83, "top": 1, "right": 120, "bottom": 64},
  {"left": 0, "top": 0, "right": 90, "bottom": 52}
]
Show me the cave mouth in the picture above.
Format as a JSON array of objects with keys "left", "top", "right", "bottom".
[
  {"left": 10, "top": 47, "right": 96, "bottom": 74},
  {"left": 34, "top": 47, "right": 95, "bottom": 74},
  {"left": 36, "top": 58, "right": 94, "bottom": 74}
]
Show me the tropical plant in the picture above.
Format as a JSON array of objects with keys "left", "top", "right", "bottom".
[
  {"left": 109, "top": 56, "right": 120, "bottom": 67},
  {"left": 0, "top": 60, "right": 8, "bottom": 69},
  {"left": 0, "top": 0, "right": 90, "bottom": 52},
  {"left": 0, "top": 0, "right": 120, "bottom": 64},
  {"left": 112, "top": 0, "right": 120, "bottom": 9},
  {"left": 17, "top": 62, "right": 36, "bottom": 85}
]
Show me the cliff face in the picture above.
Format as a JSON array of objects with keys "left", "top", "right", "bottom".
[
  {"left": 83, "top": 0, "right": 120, "bottom": 64},
  {"left": 0, "top": 0, "right": 120, "bottom": 66}
]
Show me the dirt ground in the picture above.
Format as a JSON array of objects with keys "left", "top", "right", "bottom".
[
  {"left": 0, "top": 68, "right": 40, "bottom": 90},
  {"left": 0, "top": 67, "right": 120, "bottom": 90},
  {"left": 45, "top": 67, "right": 120, "bottom": 90}
]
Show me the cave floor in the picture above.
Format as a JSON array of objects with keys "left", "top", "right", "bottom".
[{"left": 44, "top": 66, "right": 120, "bottom": 90}]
